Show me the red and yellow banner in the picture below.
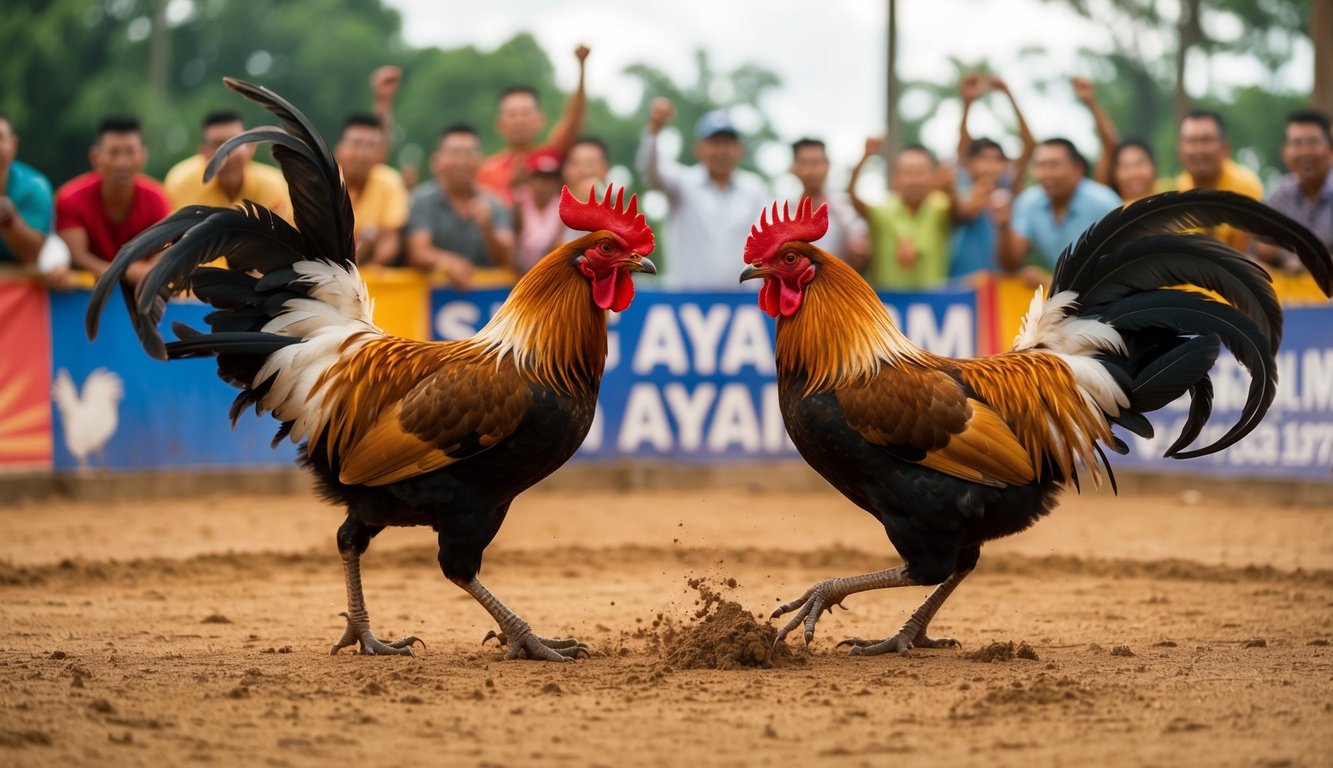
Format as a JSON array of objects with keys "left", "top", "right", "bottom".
[{"left": 0, "top": 278, "right": 53, "bottom": 471}]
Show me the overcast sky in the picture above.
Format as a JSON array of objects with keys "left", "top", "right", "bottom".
[{"left": 385, "top": 0, "right": 1313, "bottom": 190}]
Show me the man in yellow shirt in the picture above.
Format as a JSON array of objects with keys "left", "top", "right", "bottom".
[
  {"left": 335, "top": 114, "right": 409, "bottom": 266},
  {"left": 163, "top": 111, "right": 291, "bottom": 221},
  {"left": 1174, "top": 109, "right": 1263, "bottom": 251}
]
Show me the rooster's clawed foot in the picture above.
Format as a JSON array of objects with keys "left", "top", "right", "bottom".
[
  {"left": 482, "top": 627, "right": 590, "bottom": 662},
  {"left": 330, "top": 611, "right": 424, "bottom": 656},
  {"left": 770, "top": 578, "right": 854, "bottom": 646},
  {"left": 836, "top": 631, "right": 959, "bottom": 658}
]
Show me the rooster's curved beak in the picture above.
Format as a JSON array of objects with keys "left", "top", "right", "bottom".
[
  {"left": 739, "top": 264, "right": 770, "bottom": 283},
  {"left": 622, "top": 256, "right": 656, "bottom": 275}
]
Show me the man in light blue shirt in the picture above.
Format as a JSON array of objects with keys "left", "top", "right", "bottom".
[
  {"left": 636, "top": 99, "right": 770, "bottom": 289},
  {"left": 0, "top": 113, "right": 53, "bottom": 266},
  {"left": 996, "top": 138, "right": 1121, "bottom": 273}
]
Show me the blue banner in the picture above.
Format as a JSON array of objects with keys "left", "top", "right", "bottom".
[
  {"left": 48, "top": 282, "right": 1328, "bottom": 481},
  {"left": 50, "top": 290, "right": 296, "bottom": 471},
  {"left": 431, "top": 286, "right": 979, "bottom": 461},
  {"left": 1112, "top": 306, "right": 1333, "bottom": 480}
]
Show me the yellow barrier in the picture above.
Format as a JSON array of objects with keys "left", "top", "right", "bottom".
[
  {"left": 17, "top": 262, "right": 1324, "bottom": 350},
  {"left": 990, "top": 275, "right": 1040, "bottom": 350},
  {"left": 20, "top": 265, "right": 520, "bottom": 343},
  {"left": 983, "top": 268, "right": 1330, "bottom": 352},
  {"left": 361, "top": 267, "right": 517, "bottom": 341},
  {"left": 360, "top": 267, "right": 432, "bottom": 340},
  {"left": 1272, "top": 271, "right": 1329, "bottom": 305}
]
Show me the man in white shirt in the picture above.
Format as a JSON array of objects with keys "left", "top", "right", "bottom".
[
  {"left": 789, "top": 137, "right": 868, "bottom": 270},
  {"left": 636, "top": 99, "right": 770, "bottom": 289}
]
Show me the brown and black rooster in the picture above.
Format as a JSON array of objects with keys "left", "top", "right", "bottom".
[
  {"left": 740, "top": 194, "right": 1330, "bottom": 656},
  {"left": 86, "top": 79, "right": 655, "bottom": 661}
]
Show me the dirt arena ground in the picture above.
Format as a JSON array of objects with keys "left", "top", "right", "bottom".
[{"left": 2, "top": 480, "right": 1331, "bottom": 767}]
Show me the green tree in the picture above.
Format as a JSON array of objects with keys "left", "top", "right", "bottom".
[
  {"left": 0, "top": 0, "right": 407, "bottom": 185},
  {"left": 1023, "top": 0, "right": 1313, "bottom": 179}
]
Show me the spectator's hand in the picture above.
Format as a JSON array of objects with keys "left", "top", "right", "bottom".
[
  {"left": 355, "top": 226, "right": 379, "bottom": 264},
  {"left": 987, "top": 76, "right": 1011, "bottom": 95},
  {"left": 44, "top": 264, "right": 74, "bottom": 291},
  {"left": 863, "top": 136, "right": 885, "bottom": 160},
  {"left": 960, "top": 73, "right": 986, "bottom": 103},
  {"left": 371, "top": 66, "right": 402, "bottom": 104},
  {"left": 1016, "top": 265, "right": 1051, "bottom": 290},
  {"left": 648, "top": 98, "right": 675, "bottom": 133},
  {"left": 1278, "top": 251, "right": 1304, "bottom": 275},
  {"left": 896, "top": 235, "right": 918, "bottom": 270},
  {"left": 467, "top": 197, "right": 493, "bottom": 230},
  {"left": 574, "top": 44, "right": 591, "bottom": 64},
  {"left": 935, "top": 162, "right": 957, "bottom": 191},
  {"left": 989, "top": 189, "right": 1014, "bottom": 228},
  {"left": 1070, "top": 76, "right": 1095, "bottom": 105},
  {"left": 124, "top": 261, "right": 154, "bottom": 286},
  {"left": 0, "top": 196, "right": 16, "bottom": 226},
  {"left": 440, "top": 254, "right": 474, "bottom": 291},
  {"left": 968, "top": 172, "right": 998, "bottom": 205}
]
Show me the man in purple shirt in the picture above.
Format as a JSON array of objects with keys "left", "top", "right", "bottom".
[{"left": 1257, "top": 110, "right": 1332, "bottom": 273}]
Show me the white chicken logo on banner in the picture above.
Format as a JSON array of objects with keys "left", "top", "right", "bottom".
[{"left": 51, "top": 368, "right": 124, "bottom": 469}]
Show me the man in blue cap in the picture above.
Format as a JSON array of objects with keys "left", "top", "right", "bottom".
[{"left": 636, "top": 97, "right": 770, "bottom": 289}]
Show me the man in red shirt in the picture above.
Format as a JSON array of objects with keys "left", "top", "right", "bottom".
[
  {"left": 476, "top": 44, "right": 590, "bottom": 206},
  {"left": 56, "top": 116, "right": 170, "bottom": 285}
]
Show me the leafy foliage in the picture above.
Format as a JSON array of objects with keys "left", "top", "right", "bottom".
[
  {"left": 1043, "top": 0, "right": 1313, "bottom": 177},
  {"left": 0, "top": 0, "right": 1314, "bottom": 190}
]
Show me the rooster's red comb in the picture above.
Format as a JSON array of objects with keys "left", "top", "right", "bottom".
[
  {"left": 559, "top": 185, "right": 655, "bottom": 255},
  {"left": 744, "top": 198, "right": 829, "bottom": 265}
]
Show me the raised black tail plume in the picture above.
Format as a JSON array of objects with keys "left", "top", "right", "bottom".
[
  {"left": 1052, "top": 190, "right": 1331, "bottom": 296},
  {"left": 209, "top": 78, "right": 355, "bottom": 265},
  {"left": 86, "top": 201, "right": 309, "bottom": 360},
  {"left": 86, "top": 77, "right": 355, "bottom": 354},
  {"left": 85, "top": 78, "right": 365, "bottom": 440},
  {"left": 1051, "top": 190, "right": 1332, "bottom": 461}
]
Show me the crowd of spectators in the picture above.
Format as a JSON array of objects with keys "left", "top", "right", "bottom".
[{"left": 1, "top": 51, "right": 1330, "bottom": 295}]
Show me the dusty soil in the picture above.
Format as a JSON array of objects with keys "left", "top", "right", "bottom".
[{"left": 1, "top": 484, "right": 1331, "bottom": 767}]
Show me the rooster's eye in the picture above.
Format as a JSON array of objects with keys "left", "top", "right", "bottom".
[
  {"left": 783, "top": 252, "right": 797, "bottom": 265},
  {"left": 599, "top": 242, "right": 613, "bottom": 254}
]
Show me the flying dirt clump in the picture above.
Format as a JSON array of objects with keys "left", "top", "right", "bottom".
[
  {"left": 660, "top": 578, "right": 803, "bottom": 670},
  {"left": 966, "top": 641, "right": 1040, "bottom": 662}
]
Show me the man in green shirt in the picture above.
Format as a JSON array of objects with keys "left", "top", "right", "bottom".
[{"left": 848, "top": 138, "right": 951, "bottom": 290}]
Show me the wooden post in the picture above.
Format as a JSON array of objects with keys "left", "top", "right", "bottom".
[
  {"left": 1313, "top": 0, "right": 1333, "bottom": 114},
  {"left": 1173, "top": 0, "right": 1202, "bottom": 127},
  {"left": 885, "top": 0, "right": 901, "bottom": 169}
]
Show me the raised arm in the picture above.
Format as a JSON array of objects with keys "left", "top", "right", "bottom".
[
  {"left": 1072, "top": 77, "right": 1119, "bottom": 186},
  {"left": 957, "top": 73, "right": 986, "bottom": 160},
  {"left": 949, "top": 160, "right": 997, "bottom": 223},
  {"left": 991, "top": 77, "right": 1036, "bottom": 193},
  {"left": 371, "top": 66, "right": 402, "bottom": 152},
  {"left": 635, "top": 97, "right": 685, "bottom": 200},
  {"left": 992, "top": 191, "right": 1030, "bottom": 273},
  {"left": 546, "top": 45, "right": 590, "bottom": 153},
  {"left": 846, "top": 136, "right": 884, "bottom": 221}
]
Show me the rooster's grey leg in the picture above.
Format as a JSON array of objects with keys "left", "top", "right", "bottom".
[
  {"left": 771, "top": 566, "right": 914, "bottom": 646},
  {"left": 330, "top": 518, "right": 423, "bottom": 657},
  {"left": 453, "top": 577, "right": 589, "bottom": 662},
  {"left": 837, "top": 569, "right": 970, "bottom": 657}
]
